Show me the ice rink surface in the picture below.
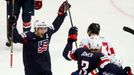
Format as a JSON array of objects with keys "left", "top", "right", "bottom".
[{"left": 0, "top": 0, "right": 134, "bottom": 75}]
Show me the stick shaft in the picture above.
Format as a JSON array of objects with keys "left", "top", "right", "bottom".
[
  {"left": 10, "top": 0, "right": 15, "bottom": 68},
  {"left": 66, "top": 0, "right": 78, "bottom": 48}
]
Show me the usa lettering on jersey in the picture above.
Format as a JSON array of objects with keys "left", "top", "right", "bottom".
[{"left": 38, "top": 39, "right": 49, "bottom": 53}]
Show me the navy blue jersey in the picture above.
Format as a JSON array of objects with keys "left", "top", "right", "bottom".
[
  {"left": 74, "top": 49, "right": 103, "bottom": 74},
  {"left": 63, "top": 42, "right": 110, "bottom": 75},
  {"left": 13, "top": 14, "right": 66, "bottom": 74},
  {"left": 63, "top": 41, "right": 128, "bottom": 75}
]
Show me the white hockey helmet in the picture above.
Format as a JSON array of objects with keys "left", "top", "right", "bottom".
[
  {"left": 34, "top": 20, "right": 48, "bottom": 30},
  {"left": 88, "top": 36, "right": 102, "bottom": 50}
]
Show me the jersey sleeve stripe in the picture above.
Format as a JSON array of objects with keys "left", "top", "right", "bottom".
[{"left": 67, "top": 51, "right": 76, "bottom": 60}]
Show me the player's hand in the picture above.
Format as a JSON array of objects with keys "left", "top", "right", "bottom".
[
  {"left": 8, "top": 16, "right": 17, "bottom": 29},
  {"left": 8, "top": 16, "right": 17, "bottom": 38},
  {"left": 34, "top": 0, "right": 42, "bottom": 10},
  {"left": 68, "top": 26, "right": 78, "bottom": 42},
  {"left": 124, "top": 66, "right": 133, "bottom": 75},
  {"left": 58, "top": 1, "right": 71, "bottom": 16}
]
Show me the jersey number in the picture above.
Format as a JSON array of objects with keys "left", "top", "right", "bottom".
[
  {"left": 79, "top": 60, "right": 89, "bottom": 75},
  {"left": 102, "top": 42, "right": 108, "bottom": 51},
  {"left": 102, "top": 42, "right": 111, "bottom": 55}
]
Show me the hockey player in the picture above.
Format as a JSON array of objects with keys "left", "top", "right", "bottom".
[
  {"left": 6, "top": 0, "right": 42, "bottom": 46},
  {"left": 63, "top": 26, "right": 128, "bottom": 75},
  {"left": 79, "top": 23, "right": 122, "bottom": 67},
  {"left": 79, "top": 23, "right": 133, "bottom": 75},
  {"left": 6, "top": 0, "right": 42, "bottom": 31},
  {"left": 9, "top": 1, "right": 71, "bottom": 75}
]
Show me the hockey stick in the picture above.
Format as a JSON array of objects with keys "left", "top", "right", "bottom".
[
  {"left": 123, "top": 26, "right": 134, "bottom": 35},
  {"left": 10, "top": 0, "right": 15, "bottom": 68},
  {"left": 66, "top": 0, "right": 78, "bottom": 48},
  {"left": 5, "top": 1, "right": 12, "bottom": 47}
]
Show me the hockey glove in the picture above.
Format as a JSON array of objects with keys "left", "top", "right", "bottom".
[
  {"left": 68, "top": 26, "right": 78, "bottom": 42},
  {"left": 8, "top": 16, "right": 17, "bottom": 30},
  {"left": 8, "top": 16, "right": 17, "bottom": 38},
  {"left": 58, "top": 1, "right": 71, "bottom": 16},
  {"left": 34, "top": 0, "right": 42, "bottom": 10},
  {"left": 124, "top": 66, "right": 133, "bottom": 75}
]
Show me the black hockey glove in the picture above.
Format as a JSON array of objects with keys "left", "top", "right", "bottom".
[
  {"left": 58, "top": 1, "right": 71, "bottom": 16},
  {"left": 8, "top": 16, "right": 17, "bottom": 31},
  {"left": 68, "top": 26, "right": 78, "bottom": 42},
  {"left": 124, "top": 66, "right": 133, "bottom": 75},
  {"left": 7, "top": 16, "right": 17, "bottom": 38}
]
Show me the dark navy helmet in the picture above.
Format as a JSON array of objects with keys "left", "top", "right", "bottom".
[{"left": 87, "top": 23, "right": 100, "bottom": 35}]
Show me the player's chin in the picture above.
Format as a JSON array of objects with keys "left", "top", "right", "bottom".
[
  {"left": 41, "top": 33, "right": 44, "bottom": 38},
  {"left": 38, "top": 33, "right": 44, "bottom": 38}
]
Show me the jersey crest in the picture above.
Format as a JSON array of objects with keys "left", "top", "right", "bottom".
[{"left": 38, "top": 39, "right": 49, "bottom": 53}]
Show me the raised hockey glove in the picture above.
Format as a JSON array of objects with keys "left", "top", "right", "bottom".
[
  {"left": 58, "top": 1, "right": 71, "bottom": 16},
  {"left": 68, "top": 26, "right": 78, "bottom": 42},
  {"left": 34, "top": 0, "right": 42, "bottom": 10}
]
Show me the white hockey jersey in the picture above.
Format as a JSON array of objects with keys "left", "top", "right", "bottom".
[{"left": 79, "top": 35, "right": 122, "bottom": 67}]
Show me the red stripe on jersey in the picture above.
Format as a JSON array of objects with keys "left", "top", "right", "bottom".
[
  {"left": 89, "top": 70, "right": 99, "bottom": 75},
  {"left": 69, "top": 51, "right": 76, "bottom": 60},
  {"left": 102, "top": 42, "right": 108, "bottom": 51},
  {"left": 23, "top": 22, "right": 31, "bottom": 28}
]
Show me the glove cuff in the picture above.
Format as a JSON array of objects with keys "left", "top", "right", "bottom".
[
  {"left": 68, "top": 34, "right": 77, "bottom": 41},
  {"left": 58, "top": 12, "right": 67, "bottom": 16}
]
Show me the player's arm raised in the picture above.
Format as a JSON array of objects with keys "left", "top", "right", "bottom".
[
  {"left": 51, "top": 1, "right": 71, "bottom": 33},
  {"left": 63, "top": 26, "right": 78, "bottom": 60}
]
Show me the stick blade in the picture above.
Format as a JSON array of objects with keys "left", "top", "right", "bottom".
[{"left": 123, "top": 26, "right": 134, "bottom": 35}]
